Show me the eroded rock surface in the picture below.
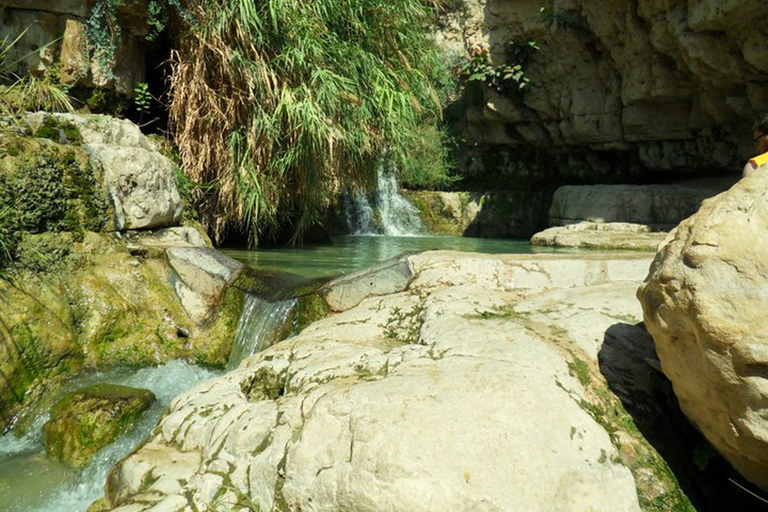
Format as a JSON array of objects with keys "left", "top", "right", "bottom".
[
  {"left": 98, "top": 251, "right": 694, "bottom": 512},
  {"left": 44, "top": 384, "right": 155, "bottom": 468},
  {"left": 531, "top": 222, "right": 668, "bottom": 251},
  {"left": 638, "top": 172, "right": 768, "bottom": 490},
  {"left": 439, "top": 0, "right": 768, "bottom": 181}
]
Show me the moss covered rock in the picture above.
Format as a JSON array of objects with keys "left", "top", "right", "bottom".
[
  {"left": 0, "top": 232, "right": 244, "bottom": 431},
  {"left": 44, "top": 384, "right": 155, "bottom": 467}
]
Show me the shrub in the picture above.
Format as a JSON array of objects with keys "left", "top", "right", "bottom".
[{"left": 170, "top": 0, "right": 451, "bottom": 244}]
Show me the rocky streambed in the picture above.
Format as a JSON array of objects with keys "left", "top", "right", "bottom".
[{"left": 92, "top": 251, "right": 695, "bottom": 512}]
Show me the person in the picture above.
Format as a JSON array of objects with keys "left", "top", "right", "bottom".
[{"left": 743, "top": 115, "right": 768, "bottom": 178}]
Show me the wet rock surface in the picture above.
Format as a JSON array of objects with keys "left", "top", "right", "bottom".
[{"left": 44, "top": 384, "right": 155, "bottom": 468}]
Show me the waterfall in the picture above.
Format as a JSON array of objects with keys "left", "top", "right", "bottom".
[
  {"left": 227, "top": 294, "right": 297, "bottom": 370},
  {"left": 343, "top": 162, "right": 425, "bottom": 236}
]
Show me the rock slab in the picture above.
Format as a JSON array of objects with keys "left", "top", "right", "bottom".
[
  {"left": 95, "top": 251, "right": 696, "bottom": 512},
  {"left": 531, "top": 222, "right": 668, "bottom": 251},
  {"left": 167, "top": 247, "right": 244, "bottom": 325}
]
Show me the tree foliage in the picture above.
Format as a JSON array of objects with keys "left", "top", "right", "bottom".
[{"left": 170, "top": 0, "right": 451, "bottom": 244}]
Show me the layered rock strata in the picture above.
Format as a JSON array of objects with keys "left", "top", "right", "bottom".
[
  {"left": 1, "top": 0, "right": 149, "bottom": 95},
  {"left": 439, "top": 0, "right": 768, "bottom": 181}
]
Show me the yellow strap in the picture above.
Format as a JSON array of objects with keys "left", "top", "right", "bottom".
[{"left": 750, "top": 151, "right": 768, "bottom": 168}]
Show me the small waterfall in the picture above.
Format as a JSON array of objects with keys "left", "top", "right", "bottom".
[
  {"left": 344, "top": 162, "right": 425, "bottom": 236},
  {"left": 227, "top": 294, "right": 297, "bottom": 370}
]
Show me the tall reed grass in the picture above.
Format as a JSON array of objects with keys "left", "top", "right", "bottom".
[{"left": 170, "top": 0, "right": 451, "bottom": 244}]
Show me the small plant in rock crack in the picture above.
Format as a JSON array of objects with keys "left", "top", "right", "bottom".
[
  {"left": 134, "top": 82, "right": 151, "bottom": 115},
  {"left": 382, "top": 303, "right": 426, "bottom": 344},
  {"left": 459, "top": 41, "right": 539, "bottom": 95}
]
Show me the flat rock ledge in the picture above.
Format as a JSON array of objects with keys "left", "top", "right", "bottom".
[
  {"left": 531, "top": 222, "right": 670, "bottom": 251},
  {"left": 98, "top": 251, "right": 692, "bottom": 512}
]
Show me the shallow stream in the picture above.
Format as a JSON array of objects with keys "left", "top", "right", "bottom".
[
  {"left": 0, "top": 362, "right": 220, "bottom": 512},
  {"left": 223, "top": 234, "right": 549, "bottom": 280}
]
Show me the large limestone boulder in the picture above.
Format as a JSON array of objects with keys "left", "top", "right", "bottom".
[
  {"left": 5, "top": 113, "right": 183, "bottom": 231},
  {"left": 44, "top": 384, "right": 155, "bottom": 468},
  {"left": 637, "top": 172, "right": 768, "bottom": 489},
  {"left": 55, "top": 113, "right": 183, "bottom": 230},
  {"left": 96, "top": 251, "right": 694, "bottom": 512}
]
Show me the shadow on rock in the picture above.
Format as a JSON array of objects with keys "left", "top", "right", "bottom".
[{"left": 599, "top": 322, "right": 768, "bottom": 512}]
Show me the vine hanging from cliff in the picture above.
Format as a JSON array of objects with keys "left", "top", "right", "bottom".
[
  {"left": 86, "top": 0, "right": 188, "bottom": 76},
  {"left": 169, "top": 0, "right": 451, "bottom": 245}
]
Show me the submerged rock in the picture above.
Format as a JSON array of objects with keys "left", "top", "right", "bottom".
[
  {"left": 96, "top": 251, "right": 693, "bottom": 512},
  {"left": 638, "top": 172, "right": 768, "bottom": 490},
  {"left": 44, "top": 384, "right": 155, "bottom": 468}
]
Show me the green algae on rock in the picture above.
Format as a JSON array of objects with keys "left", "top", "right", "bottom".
[{"left": 44, "top": 384, "right": 155, "bottom": 468}]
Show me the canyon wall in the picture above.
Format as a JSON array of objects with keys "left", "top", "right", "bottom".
[
  {"left": 439, "top": 0, "right": 768, "bottom": 186},
  {"left": 1, "top": 0, "right": 148, "bottom": 95}
]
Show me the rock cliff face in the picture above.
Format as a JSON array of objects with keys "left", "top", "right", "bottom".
[
  {"left": 439, "top": 0, "right": 768, "bottom": 183},
  {"left": 1, "top": 0, "right": 149, "bottom": 95}
]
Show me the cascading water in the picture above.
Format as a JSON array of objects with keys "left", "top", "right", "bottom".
[
  {"left": 227, "top": 294, "right": 297, "bottom": 371},
  {"left": 344, "top": 161, "right": 425, "bottom": 236},
  {"left": 0, "top": 361, "right": 219, "bottom": 512}
]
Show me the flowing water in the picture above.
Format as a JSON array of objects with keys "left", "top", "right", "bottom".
[
  {"left": 227, "top": 295, "right": 297, "bottom": 370},
  {"left": 0, "top": 165, "right": 556, "bottom": 510},
  {"left": 343, "top": 165, "right": 426, "bottom": 236},
  {"left": 0, "top": 361, "right": 219, "bottom": 512}
]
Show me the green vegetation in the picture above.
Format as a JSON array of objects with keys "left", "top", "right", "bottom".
[
  {"left": 459, "top": 41, "right": 539, "bottom": 95},
  {"left": 133, "top": 82, "right": 152, "bottom": 115},
  {"left": 0, "top": 26, "right": 74, "bottom": 114},
  {"left": 170, "top": 0, "right": 451, "bottom": 244},
  {"left": 0, "top": 142, "right": 108, "bottom": 269}
]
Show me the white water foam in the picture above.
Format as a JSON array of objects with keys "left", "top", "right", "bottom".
[
  {"left": 344, "top": 162, "right": 425, "bottom": 236},
  {"left": 0, "top": 361, "right": 219, "bottom": 512}
]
